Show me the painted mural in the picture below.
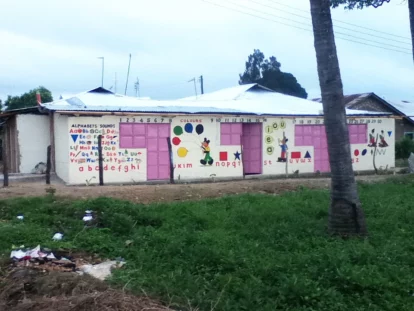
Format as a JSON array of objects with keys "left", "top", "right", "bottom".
[{"left": 61, "top": 114, "right": 395, "bottom": 185}]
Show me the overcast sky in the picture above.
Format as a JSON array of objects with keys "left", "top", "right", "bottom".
[{"left": 1, "top": 0, "right": 413, "bottom": 102}]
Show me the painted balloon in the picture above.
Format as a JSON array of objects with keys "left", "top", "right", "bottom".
[
  {"left": 354, "top": 149, "right": 360, "bottom": 156},
  {"left": 177, "top": 147, "right": 188, "bottom": 158},
  {"left": 173, "top": 126, "right": 183, "bottom": 136},
  {"left": 362, "top": 149, "right": 367, "bottom": 156},
  {"left": 172, "top": 137, "right": 181, "bottom": 146},
  {"left": 195, "top": 124, "right": 204, "bottom": 135},
  {"left": 184, "top": 123, "right": 193, "bottom": 133}
]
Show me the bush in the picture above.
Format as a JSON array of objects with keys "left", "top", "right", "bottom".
[{"left": 395, "top": 136, "right": 414, "bottom": 159}]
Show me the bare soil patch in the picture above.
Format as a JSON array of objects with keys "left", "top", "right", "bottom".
[{"left": 0, "top": 175, "right": 389, "bottom": 204}]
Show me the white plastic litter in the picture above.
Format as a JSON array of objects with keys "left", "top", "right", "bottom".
[
  {"left": 10, "top": 249, "right": 26, "bottom": 259},
  {"left": 79, "top": 260, "right": 126, "bottom": 281},
  {"left": 27, "top": 245, "right": 41, "bottom": 258},
  {"left": 17, "top": 215, "right": 24, "bottom": 220},
  {"left": 52, "top": 233, "right": 63, "bottom": 241},
  {"left": 46, "top": 253, "right": 56, "bottom": 259},
  {"left": 83, "top": 210, "right": 93, "bottom": 222}
]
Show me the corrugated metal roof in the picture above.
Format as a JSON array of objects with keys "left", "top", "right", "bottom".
[{"left": 40, "top": 86, "right": 390, "bottom": 117}]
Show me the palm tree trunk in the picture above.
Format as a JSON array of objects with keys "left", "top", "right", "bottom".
[
  {"left": 409, "top": 0, "right": 414, "bottom": 62},
  {"left": 309, "top": 0, "right": 367, "bottom": 236}
]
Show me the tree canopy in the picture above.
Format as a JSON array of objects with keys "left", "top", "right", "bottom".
[
  {"left": 239, "top": 49, "right": 308, "bottom": 99},
  {"left": 330, "top": 0, "right": 390, "bottom": 9},
  {"left": 5, "top": 86, "right": 53, "bottom": 111}
]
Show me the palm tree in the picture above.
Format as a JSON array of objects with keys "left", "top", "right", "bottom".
[{"left": 309, "top": 0, "right": 367, "bottom": 236}]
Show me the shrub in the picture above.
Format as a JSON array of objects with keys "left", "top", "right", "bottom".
[{"left": 395, "top": 136, "right": 414, "bottom": 159}]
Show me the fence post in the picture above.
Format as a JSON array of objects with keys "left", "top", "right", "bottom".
[
  {"left": 167, "top": 137, "right": 174, "bottom": 184},
  {"left": 46, "top": 145, "right": 51, "bottom": 185},
  {"left": 98, "top": 135, "right": 104, "bottom": 186},
  {"left": 2, "top": 129, "right": 8, "bottom": 187}
]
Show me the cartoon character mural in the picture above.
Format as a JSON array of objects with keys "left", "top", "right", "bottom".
[
  {"left": 277, "top": 132, "right": 288, "bottom": 162},
  {"left": 368, "top": 129, "right": 377, "bottom": 147},
  {"left": 379, "top": 130, "right": 388, "bottom": 148},
  {"left": 200, "top": 137, "right": 214, "bottom": 165}
]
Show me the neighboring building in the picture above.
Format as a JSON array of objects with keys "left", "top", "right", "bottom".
[
  {"left": 0, "top": 107, "right": 50, "bottom": 173},
  {"left": 1, "top": 85, "right": 395, "bottom": 184},
  {"left": 313, "top": 93, "right": 414, "bottom": 141}
]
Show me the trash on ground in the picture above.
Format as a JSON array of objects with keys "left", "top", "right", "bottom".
[
  {"left": 16, "top": 214, "right": 24, "bottom": 220},
  {"left": 9, "top": 245, "right": 125, "bottom": 278},
  {"left": 52, "top": 232, "right": 63, "bottom": 241},
  {"left": 79, "top": 260, "right": 126, "bottom": 281}
]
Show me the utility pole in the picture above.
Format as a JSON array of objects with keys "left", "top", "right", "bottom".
[
  {"left": 188, "top": 77, "right": 198, "bottom": 97},
  {"left": 199, "top": 75, "right": 204, "bottom": 94},
  {"left": 97, "top": 57, "right": 104, "bottom": 87},
  {"left": 125, "top": 53, "right": 131, "bottom": 95},
  {"left": 134, "top": 78, "right": 140, "bottom": 97}
]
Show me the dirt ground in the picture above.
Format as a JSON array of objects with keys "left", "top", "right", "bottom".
[{"left": 0, "top": 175, "right": 391, "bottom": 204}]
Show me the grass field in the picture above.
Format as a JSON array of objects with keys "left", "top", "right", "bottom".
[{"left": 1, "top": 177, "right": 414, "bottom": 310}]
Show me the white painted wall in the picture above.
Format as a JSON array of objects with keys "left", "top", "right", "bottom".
[
  {"left": 54, "top": 113, "right": 69, "bottom": 182},
  {"left": 16, "top": 114, "right": 50, "bottom": 174},
  {"left": 54, "top": 114, "right": 395, "bottom": 185}
]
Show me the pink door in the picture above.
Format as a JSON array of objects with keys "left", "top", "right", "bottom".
[
  {"left": 242, "top": 123, "right": 263, "bottom": 174},
  {"left": 147, "top": 124, "right": 171, "bottom": 180}
]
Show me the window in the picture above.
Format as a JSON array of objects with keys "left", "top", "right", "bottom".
[
  {"left": 119, "top": 123, "right": 147, "bottom": 148},
  {"left": 405, "top": 132, "right": 414, "bottom": 140},
  {"left": 220, "top": 123, "right": 242, "bottom": 145}
]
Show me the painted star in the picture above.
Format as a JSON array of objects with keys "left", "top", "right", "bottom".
[{"left": 234, "top": 151, "right": 241, "bottom": 160}]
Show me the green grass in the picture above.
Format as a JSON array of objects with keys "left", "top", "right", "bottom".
[{"left": 1, "top": 178, "right": 414, "bottom": 310}]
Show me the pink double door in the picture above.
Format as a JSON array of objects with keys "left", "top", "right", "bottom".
[
  {"left": 242, "top": 123, "right": 263, "bottom": 175},
  {"left": 119, "top": 123, "right": 170, "bottom": 180}
]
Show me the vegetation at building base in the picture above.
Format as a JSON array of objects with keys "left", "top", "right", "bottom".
[
  {"left": 4, "top": 86, "right": 53, "bottom": 111},
  {"left": 395, "top": 136, "right": 414, "bottom": 159},
  {"left": 239, "top": 49, "right": 308, "bottom": 99},
  {"left": 1, "top": 178, "right": 414, "bottom": 310}
]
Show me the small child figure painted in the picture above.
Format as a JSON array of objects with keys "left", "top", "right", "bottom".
[
  {"left": 368, "top": 129, "right": 377, "bottom": 147},
  {"left": 200, "top": 137, "right": 214, "bottom": 165},
  {"left": 277, "top": 135, "right": 288, "bottom": 162},
  {"left": 378, "top": 130, "right": 388, "bottom": 148}
]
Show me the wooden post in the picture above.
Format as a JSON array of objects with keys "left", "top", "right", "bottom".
[
  {"left": 167, "top": 137, "right": 174, "bottom": 184},
  {"left": 2, "top": 126, "right": 8, "bottom": 188},
  {"left": 373, "top": 133, "right": 379, "bottom": 174},
  {"left": 98, "top": 135, "right": 104, "bottom": 186},
  {"left": 240, "top": 135, "right": 245, "bottom": 179},
  {"left": 46, "top": 145, "right": 51, "bottom": 185}
]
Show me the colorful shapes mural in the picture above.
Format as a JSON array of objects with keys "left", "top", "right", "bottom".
[
  {"left": 234, "top": 151, "right": 241, "bottom": 160},
  {"left": 71, "top": 134, "right": 79, "bottom": 143},
  {"left": 379, "top": 130, "right": 388, "bottom": 147},
  {"left": 362, "top": 149, "right": 367, "bottom": 156},
  {"left": 172, "top": 137, "right": 181, "bottom": 146},
  {"left": 195, "top": 124, "right": 204, "bottom": 135},
  {"left": 354, "top": 149, "right": 360, "bottom": 156},
  {"left": 291, "top": 152, "right": 301, "bottom": 159},
  {"left": 174, "top": 126, "right": 183, "bottom": 136},
  {"left": 200, "top": 137, "right": 213, "bottom": 165},
  {"left": 304, "top": 151, "right": 311, "bottom": 159},
  {"left": 177, "top": 147, "right": 188, "bottom": 158},
  {"left": 220, "top": 152, "right": 228, "bottom": 161},
  {"left": 266, "top": 146, "right": 274, "bottom": 155},
  {"left": 184, "top": 123, "right": 193, "bottom": 133},
  {"left": 388, "top": 131, "right": 392, "bottom": 137},
  {"left": 265, "top": 135, "right": 274, "bottom": 144}
]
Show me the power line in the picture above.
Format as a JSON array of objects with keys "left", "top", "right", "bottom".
[
  {"left": 202, "top": 0, "right": 412, "bottom": 55},
  {"left": 245, "top": 0, "right": 411, "bottom": 45},
  {"left": 221, "top": 0, "right": 411, "bottom": 52},
  {"left": 265, "top": 0, "right": 412, "bottom": 40}
]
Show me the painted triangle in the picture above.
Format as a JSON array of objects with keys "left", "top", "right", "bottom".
[
  {"left": 388, "top": 131, "right": 392, "bottom": 137},
  {"left": 71, "top": 134, "right": 79, "bottom": 143},
  {"left": 304, "top": 151, "right": 311, "bottom": 159}
]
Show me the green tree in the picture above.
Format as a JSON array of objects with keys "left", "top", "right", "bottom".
[
  {"left": 239, "top": 50, "right": 308, "bottom": 99},
  {"left": 310, "top": 0, "right": 367, "bottom": 236},
  {"left": 330, "top": 0, "right": 414, "bottom": 62},
  {"left": 4, "top": 86, "right": 53, "bottom": 111}
]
